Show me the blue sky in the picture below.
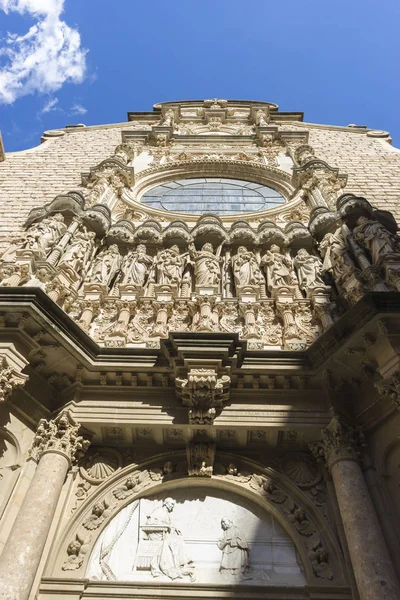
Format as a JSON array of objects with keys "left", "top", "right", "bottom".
[{"left": 0, "top": 0, "right": 399, "bottom": 152}]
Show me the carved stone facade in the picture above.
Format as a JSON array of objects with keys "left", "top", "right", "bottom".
[{"left": 0, "top": 99, "right": 399, "bottom": 600}]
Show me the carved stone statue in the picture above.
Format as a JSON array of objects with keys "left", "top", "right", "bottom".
[
  {"left": 261, "top": 245, "right": 297, "bottom": 289},
  {"left": 319, "top": 228, "right": 356, "bottom": 281},
  {"left": 121, "top": 244, "right": 153, "bottom": 286},
  {"left": 352, "top": 215, "right": 400, "bottom": 265},
  {"left": 152, "top": 245, "right": 188, "bottom": 287},
  {"left": 218, "top": 517, "right": 250, "bottom": 576},
  {"left": 231, "top": 246, "right": 264, "bottom": 288},
  {"left": 256, "top": 109, "right": 268, "bottom": 126},
  {"left": 145, "top": 498, "right": 195, "bottom": 581},
  {"left": 189, "top": 242, "right": 223, "bottom": 287},
  {"left": 58, "top": 228, "right": 96, "bottom": 274},
  {"left": 162, "top": 109, "right": 175, "bottom": 126},
  {"left": 23, "top": 214, "right": 66, "bottom": 257},
  {"left": 293, "top": 248, "right": 325, "bottom": 290},
  {"left": 87, "top": 244, "right": 122, "bottom": 287}
]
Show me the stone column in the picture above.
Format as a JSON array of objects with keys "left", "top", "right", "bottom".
[
  {"left": 0, "top": 411, "right": 90, "bottom": 600},
  {"left": 312, "top": 297, "right": 334, "bottom": 331},
  {"left": 239, "top": 301, "right": 260, "bottom": 339},
  {"left": 78, "top": 299, "right": 100, "bottom": 332},
  {"left": 311, "top": 416, "right": 400, "bottom": 600},
  {"left": 152, "top": 300, "right": 172, "bottom": 337}
]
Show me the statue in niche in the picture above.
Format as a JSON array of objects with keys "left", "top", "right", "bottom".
[
  {"left": 23, "top": 214, "right": 66, "bottom": 257},
  {"left": 162, "top": 109, "right": 175, "bottom": 126},
  {"left": 58, "top": 228, "right": 96, "bottom": 275},
  {"left": 260, "top": 245, "right": 297, "bottom": 289},
  {"left": 189, "top": 241, "right": 223, "bottom": 287},
  {"left": 87, "top": 244, "right": 121, "bottom": 287},
  {"left": 218, "top": 517, "right": 250, "bottom": 576},
  {"left": 293, "top": 248, "right": 325, "bottom": 290},
  {"left": 319, "top": 228, "right": 357, "bottom": 281},
  {"left": 352, "top": 215, "right": 400, "bottom": 265},
  {"left": 121, "top": 244, "right": 153, "bottom": 286},
  {"left": 256, "top": 109, "right": 268, "bottom": 126},
  {"left": 151, "top": 245, "right": 188, "bottom": 287},
  {"left": 145, "top": 497, "right": 195, "bottom": 581},
  {"left": 231, "top": 246, "right": 264, "bottom": 288}
]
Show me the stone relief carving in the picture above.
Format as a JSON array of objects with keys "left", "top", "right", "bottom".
[
  {"left": 22, "top": 214, "right": 66, "bottom": 258},
  {"left": 144, "top": 497, "right": 196, "bottom": 581},
  {"left": 121, "top": 244, "right": 153, "bottom": 286},
  {"left": 189, "top": 242, "right": 223, "bottom": 289},
  {"left": 218, "top": 517, "right": 250, "bottom": 576},
  {"left": 309, "top": 416, "right": 366, "bottom": 468},
  {"left": 58, "top": 228, "right": 96, "bottom": 275},
  {"left": 231, "top": 246, "right": 264, "bottom": 289},
  {"left": 353, "top": 215, "right": 400, "bottom": 265},
  {"left": 261, "top": 245, "right": 298, "bottom": 292},
  {"left": 186, "top": 442, "right": 215, "bottom": 476},
  {"left": 0, "top": 356, "right": 28, "bottom": 402},
  {"left": 29, "top": 410, "right": 90, "bottom": 464},
  {"left": 293, "top": 248, "right": 325, "bottom": 291},
  {"left": 86, "top": 244, "right": 122, "bottom": 288},
  {"left": 5, "top": 135, "right": 400, "bottom": 350},
  {"left": 86, "top": 490, "right": 307, "bottom": 585},
  {"left": 176, "top": 368, "right": 231, "bottom": 424}
]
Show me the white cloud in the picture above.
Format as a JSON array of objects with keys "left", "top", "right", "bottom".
[
  {"left": 71, "top": 102, "right": 87, "bottom": 115},
  {"left": 0, "top": 0, "right": 87, "bottom": 104},
  {"left": 39, "top": 96, "right": 58, "bottom": 113}
]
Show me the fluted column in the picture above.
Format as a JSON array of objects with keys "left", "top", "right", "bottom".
[
  {"left": 311, "top": 417, "right": 400, "bottom": 600},
  {"left": 0, "top": 411, "right": 90, "bottom": 600}
]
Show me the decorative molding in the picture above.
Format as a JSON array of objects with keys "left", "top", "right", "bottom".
[
  {"left": 176, "top": 368, "right": 231, "bottom": 424},
  {"left": 29, "top": 410, "right": 90, "bottom": 465}
]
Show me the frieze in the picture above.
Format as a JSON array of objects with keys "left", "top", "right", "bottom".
[{"left": 58, "top": 454, "right": 339, "bottom": 582}]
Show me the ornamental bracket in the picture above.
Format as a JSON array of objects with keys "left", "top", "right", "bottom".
[{"left": 176, "top": 367, "right": 231, "bottom": 425}]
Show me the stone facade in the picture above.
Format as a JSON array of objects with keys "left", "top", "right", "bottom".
[{"left": 0, "top": 99, "right": 400, "bottom": 600}]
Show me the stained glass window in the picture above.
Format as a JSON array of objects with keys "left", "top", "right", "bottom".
[{"left": 140, "top": 178, "right": 285, "bottom": 215}]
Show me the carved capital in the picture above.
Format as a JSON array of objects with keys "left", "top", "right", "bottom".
[
  {"left": 176, "top": 368, "right": 231, "bottom": 425},
  {"left": 29, "top": 410, "right": 90, "bottom": 465},
  {"left": 309, "top": 416, "right": 365, "bottom": 469}
]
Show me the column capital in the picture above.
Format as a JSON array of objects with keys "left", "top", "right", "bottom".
[
  {"left": 310, "top": 415, "right": 365, "bottom": 469},
  {"left": 29, "top": 410, "right": 90, "bottom": 466}
]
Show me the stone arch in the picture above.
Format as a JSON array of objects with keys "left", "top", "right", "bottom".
[
  {"left": 121, "top": 160, "right": 300, "bottom": 224},
  {"left": 46, "top": 451, "right": 346, "bottom": 587}
]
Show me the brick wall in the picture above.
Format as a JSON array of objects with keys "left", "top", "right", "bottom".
[{"left": 1, "top": 120, "right": 399, "bottom": 252}]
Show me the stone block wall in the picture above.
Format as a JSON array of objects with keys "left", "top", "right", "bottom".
[{"left": 0, "top": 119, "right": 399, "bottom": 253}]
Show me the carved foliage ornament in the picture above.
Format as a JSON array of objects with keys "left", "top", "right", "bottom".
[
  {"left": 29, "top": 410, "right": 90, "bottom": 465},
  {"left": 60, "top": 453, "right": 338, "bottom": 582},
  {"left": 176, "top": 369, "right": 231, "bottom": 424},
  {"left": 309, "top": 416, "right": 365, "bottom": 468},
  {"left": 0, "top": 356, "right": 28, "bottom": 402}
]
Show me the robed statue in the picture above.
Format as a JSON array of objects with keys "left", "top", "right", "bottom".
[
  {"left": 189, "top": 242, "right": 223, "bottom": 287},
  {"left": 218, "top": 517, "right": 250, "bottom": 576},
  {"left": 145, "top": 498, "right": 195, "bottom": 581},
  {"left": 231, "top": 246, "right": 264, "bottom": 288},
  {"left": 121, "top": 244, "right": 153, "bottom": 286}
]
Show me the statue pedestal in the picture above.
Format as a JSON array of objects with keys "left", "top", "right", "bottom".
[
  {"left": 195, "top": 285, "right": 219, "bottom": 296},
  {"left": 237, "top": 285, "right": 260, "bottom": 302},
  {"left": 119, "top": 284, "right": 142, "bottom": 300},
  {"left": 154, "top": 284, "right": 178, "bottom": 301},
  {"left": 82, "top": 283, "right": 108, "bottom": 300}
]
